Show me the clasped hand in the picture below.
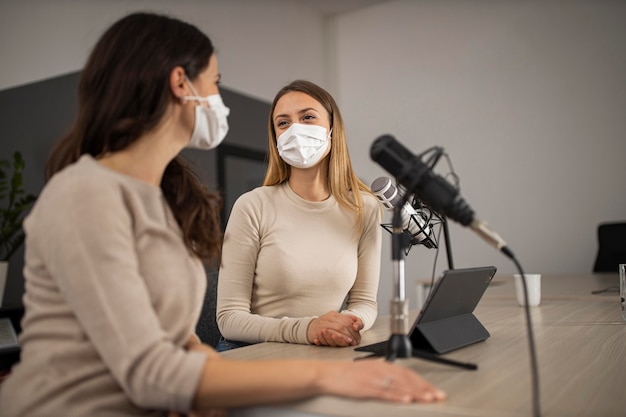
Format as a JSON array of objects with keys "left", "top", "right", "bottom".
[{"left": 307, "top": 311, "right": 363, "bottom": 347}]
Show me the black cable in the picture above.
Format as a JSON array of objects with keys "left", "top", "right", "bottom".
[
  {"left": 591, "top": 286, "right": 619, "bottom": 294},
  {"left": 421, "top": 150, "right": 541, "bottom": 416},
  {"left": 506, "top": 249, "right": 541, "bottom": 417},
  {"left": 429, "top": 222, "right": 444, "bottom": 287}
]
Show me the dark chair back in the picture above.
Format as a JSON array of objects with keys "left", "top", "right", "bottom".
[
  {"left": 195, "top": 270, "right": 222, "bottom": 347},
  {"left": 593, "top": 222, "right": 626, "bottom": 272}
]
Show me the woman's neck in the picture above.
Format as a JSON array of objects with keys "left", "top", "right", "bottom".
[
  {"left": 288, "top": 165, "right": 330, "bottom": 201},
  {"left": 97, "top": 111, "right": 185, "bottom": 186},
  {"left": 97, "top": 134, "right": 181, "bottom": 186}
]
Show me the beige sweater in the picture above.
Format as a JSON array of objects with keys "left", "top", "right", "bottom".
[
  {"left": 0, "top": 155, "right": 208, "bottom": 417},
  {"left": 216, "top": 182, "right": 382, "bottom": 344}
]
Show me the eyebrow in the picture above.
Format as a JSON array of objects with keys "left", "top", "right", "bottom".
[{"left": 273, "top": 107, "right": 319, "bottom": 122}]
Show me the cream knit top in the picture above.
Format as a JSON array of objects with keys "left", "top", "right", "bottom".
[
  {"left": 0, "top": 155, "right": 208, "bottom": 416},
  {"left": 217, "top": 182, "right": 382, "bottom": 344}
]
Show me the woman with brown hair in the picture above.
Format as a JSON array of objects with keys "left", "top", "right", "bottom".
[{"left": 0, "top": 13, "right": 444, "bottom": 417}]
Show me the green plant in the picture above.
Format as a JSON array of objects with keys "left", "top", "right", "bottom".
[{"left": 0, "top": 151, "right": 37, "bottom": 262}]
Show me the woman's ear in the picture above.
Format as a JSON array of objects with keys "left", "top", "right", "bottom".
[{"left": 170, "top": 66, "right": 188, "bottom": 102}]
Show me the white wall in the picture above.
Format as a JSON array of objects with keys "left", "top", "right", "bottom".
[
  {"left": 0, "top": 0, "right": 329, "bottom": 100},
  {"left": 333, "top": 0, "right": 626, "bottom": 309},
  {"left": 2, "top": 0, "right": 625, "bottom": 314}
]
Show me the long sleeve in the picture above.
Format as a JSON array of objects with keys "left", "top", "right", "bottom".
[
  {"left": 217, "top": 186, "right": 315, "bottom": 344},
  {"left": 216, "top": 183, "right": 382, "bottom": 345},
  {"left": 341, "top": 194, "right": 382, "bottom": 330},
  {"left": 1, "top": 156, "right": 209, "bottom": 417}
]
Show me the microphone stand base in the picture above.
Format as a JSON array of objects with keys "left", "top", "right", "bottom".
[
  {"left": 355, "top": 335, "right": 477, "bottom": 371},
  {"left": 385, "top": 333, "right": 413, "bottom": 361}
]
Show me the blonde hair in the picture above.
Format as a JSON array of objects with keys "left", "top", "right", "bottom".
[{"left": 264, "top": 80, "right": 374, "bottom": 234}]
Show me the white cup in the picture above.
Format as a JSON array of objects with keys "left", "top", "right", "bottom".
[{"left": 513, "top": 274, "right": 541, "bottom": 307}]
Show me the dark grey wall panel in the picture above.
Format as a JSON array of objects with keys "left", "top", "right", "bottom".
[{"left": 0, "top": 72, "right": 269, "bottom": 308}]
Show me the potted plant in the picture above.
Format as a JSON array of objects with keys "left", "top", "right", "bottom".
[{"left": 0, "top": 151, "right": 37, "bottom": 306}]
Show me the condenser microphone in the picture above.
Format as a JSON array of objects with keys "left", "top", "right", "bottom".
[
  {"left": 370, "top": 134, "right": 513, "bottom": 258},
  {"left": 370, "top": 176, "right": 435, "bottom": 248}
]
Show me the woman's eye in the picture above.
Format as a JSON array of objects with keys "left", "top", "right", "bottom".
[
  {"left": 276, "top": 120, "right": 288, "bottom": 127},
  {"left": 303, "top": 114, "right": 316, "bottom": 121}
]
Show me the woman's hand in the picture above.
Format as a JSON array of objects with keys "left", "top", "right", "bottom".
[
  {"left": 318, "top": 358, "right": 447, "bottom": 404},
  {"left": 307, "top": 311, "right": 364, "bottom": 347}
]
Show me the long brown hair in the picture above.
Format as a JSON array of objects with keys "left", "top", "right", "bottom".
[
  {"left": 264, "top": 80, "right": 374, "bottom": 234},
  {"left": 45, "top": 12, "right": 222, "bottom": 263}
]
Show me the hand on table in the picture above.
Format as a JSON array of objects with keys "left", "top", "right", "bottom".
[
  {"left": 320, "top": 357, "right": 447, "bottom": 404},
  {"left": 307, "top": 311, "right": 363, "bottom": 347}
]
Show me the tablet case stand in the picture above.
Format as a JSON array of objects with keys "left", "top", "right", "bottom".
[
  {"left": 355, "top": 265, "right": 496, "bottom": 370},
  {"left": 410, "top": 313, "right": 490, "bottom": 354}
]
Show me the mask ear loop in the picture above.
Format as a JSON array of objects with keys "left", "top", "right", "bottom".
[{"left": 182, "top": 76, "right": 206, "bottom": 104}]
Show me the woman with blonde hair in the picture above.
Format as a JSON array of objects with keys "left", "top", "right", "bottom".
[{"left": 217, "top": 80, "right": 383, "bottom": 351}]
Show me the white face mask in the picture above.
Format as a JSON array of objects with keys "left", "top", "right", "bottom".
[
  {"left": 182, "top": 77, "right": 230, "bottom": 150},
  {"left": 277, "top": 123, "right": 331, "bottom": 168}
]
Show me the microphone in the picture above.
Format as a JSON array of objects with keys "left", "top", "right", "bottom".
[
  {"left": 370, "top": 134, "right": 512, "bottom": 258},
  {"left": 370, "top": 176, "right": 436, "bottom": 249}
]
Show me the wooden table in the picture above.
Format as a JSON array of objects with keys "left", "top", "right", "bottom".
[
  {"left": 483, "top": 273, "right": 620, "bottom": 301},
  {"left": 416, "top": 273, "right": 620, "bottom": 308},
  {"left": 222, "top": 274, "right": 626, "bottom": 417}
]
